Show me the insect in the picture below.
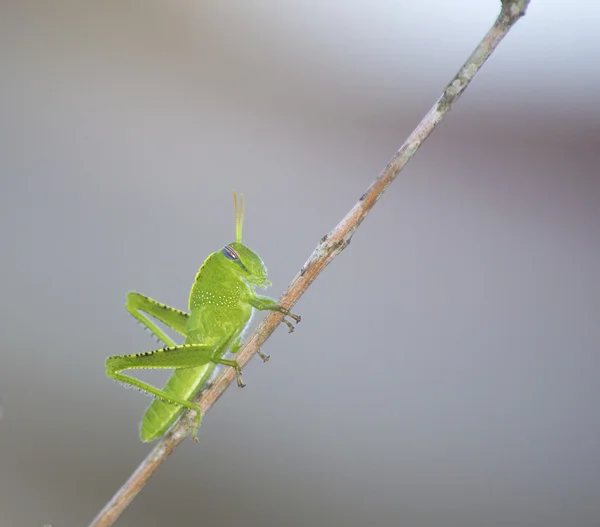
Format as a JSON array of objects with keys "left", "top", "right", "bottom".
[{"left": 106, "top": 193, "right": 301, "bottom": 442}]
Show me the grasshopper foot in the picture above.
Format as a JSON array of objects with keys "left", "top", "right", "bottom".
[
  {"left": 279, "top": 308, "right": 301, "bottom": 333},
  {"left": 282, "top": 318, "right": 295, "bottom": 333},
  {"left": 235, "top": 365, "right": 246, "bottom": 388},
  {"left": 257, "top": 349, "right": 270, "bottom": 362}
]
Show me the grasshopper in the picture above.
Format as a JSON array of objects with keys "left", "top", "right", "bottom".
[{"left": 106, "top": 193, "right": 300, "bottom": 441}]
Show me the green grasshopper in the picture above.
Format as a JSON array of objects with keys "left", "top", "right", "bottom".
[{"left": 106, "top": 193, "right": 301, "bottom": 442}]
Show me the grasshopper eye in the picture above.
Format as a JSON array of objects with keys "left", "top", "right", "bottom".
[
  {"left": 222, "top": 245, "right": 240, "bottom": 261},
  {"left": 223, "top": 245, "right": 249, "bottom": 272}
]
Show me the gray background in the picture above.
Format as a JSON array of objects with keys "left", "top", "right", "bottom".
[{"left": 1, "top": 1, "right": 599, "bottom": 526}]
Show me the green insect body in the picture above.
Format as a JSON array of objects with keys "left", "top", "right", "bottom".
[{"left": 106, "top": 193, "right": 300, "bottom": 442}]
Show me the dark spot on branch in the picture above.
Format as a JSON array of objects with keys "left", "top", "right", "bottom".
[{"left": 333, "top": 239, "right": 349, "bottom": 252}]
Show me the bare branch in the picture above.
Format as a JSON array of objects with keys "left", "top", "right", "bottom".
[{"left": 89, "top": 2, "right": 531, "bottom": 526}]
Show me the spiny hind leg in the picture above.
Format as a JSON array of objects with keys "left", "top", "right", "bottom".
[
  {"left": 126, "top": 291, "right": 189, "bottom": 346},
  {"left": 106, "top": 343, "right": 218, "bottom": 440}
]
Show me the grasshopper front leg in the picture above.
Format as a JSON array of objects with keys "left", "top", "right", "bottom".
[{"left": 249, "top": 295, "right": 301, "bottom": 333}]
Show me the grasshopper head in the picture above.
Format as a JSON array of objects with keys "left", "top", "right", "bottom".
[
  {"left": 220, "top": 192, "right": 271, "bottom": 288},
  {"left": 222, "top": 242, "right": 271, "bottom": 288}
]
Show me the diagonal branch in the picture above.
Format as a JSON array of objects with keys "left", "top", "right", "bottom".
[{"left": 89, "top": 2, "right": 531, "bottom": 525}]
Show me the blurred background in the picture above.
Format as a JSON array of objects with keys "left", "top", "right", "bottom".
[{"left": 1, "top": 1, "right": 599, "bottom": 526}]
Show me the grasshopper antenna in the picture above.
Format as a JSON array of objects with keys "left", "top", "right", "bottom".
[{"left": 234, "top": 191, "right": 244, "bottom": 243}]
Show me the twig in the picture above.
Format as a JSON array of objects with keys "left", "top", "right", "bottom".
[{"left": 89, "top": 2, "right": 531, "bottom": 525}]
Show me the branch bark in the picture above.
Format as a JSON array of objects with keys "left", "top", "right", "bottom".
[{"left": 89, "top": 2, "right": 531, "bottom": 525}]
